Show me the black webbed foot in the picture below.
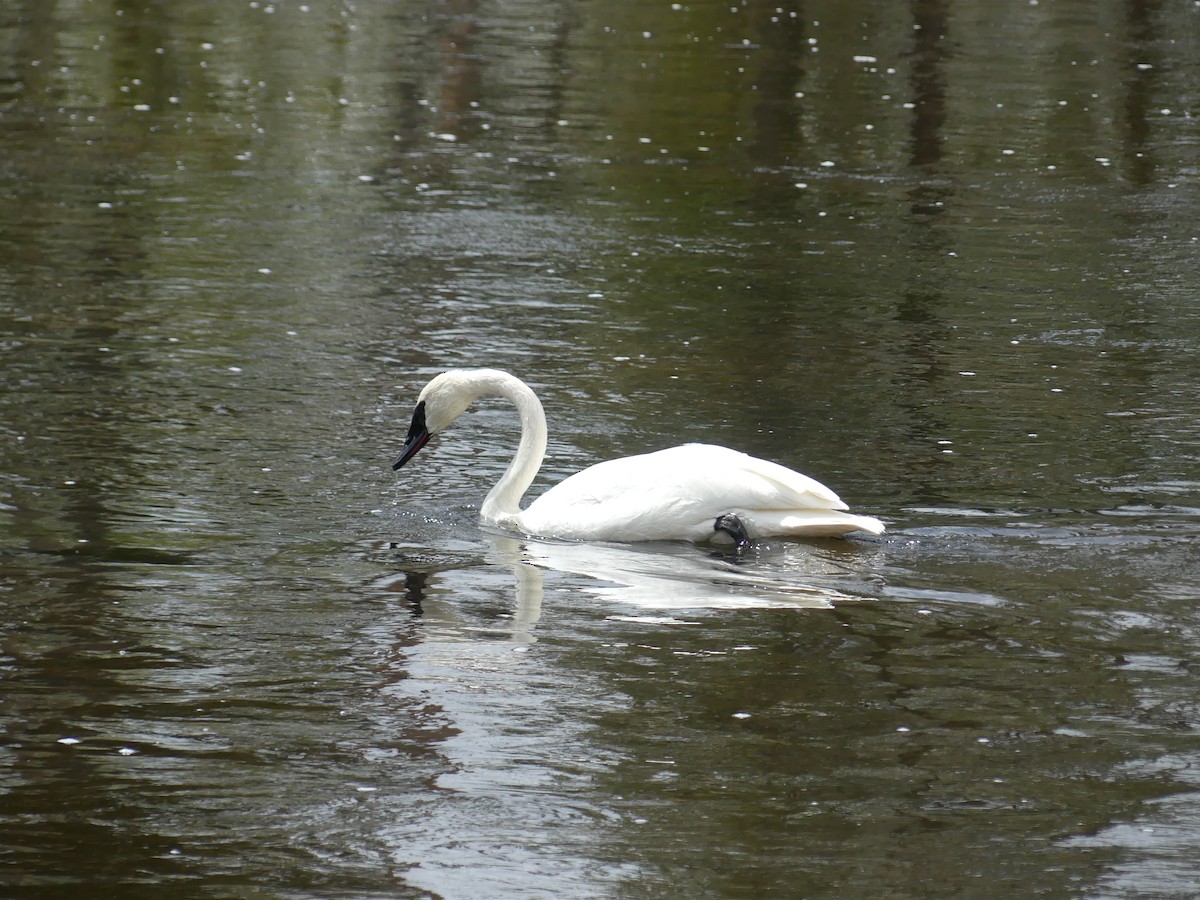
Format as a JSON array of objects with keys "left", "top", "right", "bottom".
[{"left": 713, "top": 514, "right": 751, "bottom": 550}]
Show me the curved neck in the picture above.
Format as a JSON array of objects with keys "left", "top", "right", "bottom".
[{"left": 477, "top": 371, "right": 548, "bottom": 525}]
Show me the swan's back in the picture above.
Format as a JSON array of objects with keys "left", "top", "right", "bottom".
[{"left": 518, "top": 443, "right": 881, "bottom": 542}]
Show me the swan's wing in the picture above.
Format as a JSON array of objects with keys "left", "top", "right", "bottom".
[
  {"left": 650, "top": 444, "right": 848, "bottom": 510},
  {"left": 520, "top": 444, "right": 856, "bottom": 541}
]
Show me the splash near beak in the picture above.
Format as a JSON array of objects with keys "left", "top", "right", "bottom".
[{"left": 392, "top": 400, "right": 431, "bottom": 470}]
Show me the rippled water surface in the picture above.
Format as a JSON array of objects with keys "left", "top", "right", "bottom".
[{"left": 3, "top": 0, "right": 1200, "bottom": 896}]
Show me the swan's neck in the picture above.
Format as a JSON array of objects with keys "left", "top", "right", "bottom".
[{"left": 478, "top": 373, "right": 548, "bottom": 526}]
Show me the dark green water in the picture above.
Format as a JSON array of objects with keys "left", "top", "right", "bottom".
[{"left": 3, "top": 0, "right": 1199, "bottom": 896}]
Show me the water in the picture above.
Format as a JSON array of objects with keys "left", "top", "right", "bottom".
[{"left": 2, "top": 0, "right": 1199, "bottom": 895}]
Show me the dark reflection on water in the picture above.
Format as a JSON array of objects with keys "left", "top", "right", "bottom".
[{"left": 3, "top": 0, "right": 1200, "bottom": 896}]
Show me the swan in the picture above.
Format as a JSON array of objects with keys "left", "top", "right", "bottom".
[{"left": 392, "top": 368, "right": 885, "bottom": 544}]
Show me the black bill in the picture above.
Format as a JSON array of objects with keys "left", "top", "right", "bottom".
[{"left": 392, "top": 400, "right": 430, "bottom": 470}]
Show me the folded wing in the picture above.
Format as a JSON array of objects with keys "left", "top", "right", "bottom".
[{"left": 520, "top": 444, "right": 879, "bottom": 541}]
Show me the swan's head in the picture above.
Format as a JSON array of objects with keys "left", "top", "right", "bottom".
[{"left": 391, "top": 371, "right": 480, "bottom": 470}]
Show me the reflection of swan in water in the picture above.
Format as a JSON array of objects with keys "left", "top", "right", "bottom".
[
  {"left": 370, "top": 535, "right": 545, "bottom": 643},
  {"left": 370, "top": 533, "right": 875, "bottom": 643},
  {"left": 393, "top": 369, "right": 885, "bottom": 543},
  {"left": 513, "top": 538, "right": 866, "bottom": 611}
]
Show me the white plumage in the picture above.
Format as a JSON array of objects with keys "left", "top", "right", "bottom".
[{"left": 393, "top": 369, "right": 884, "bottom": 543}]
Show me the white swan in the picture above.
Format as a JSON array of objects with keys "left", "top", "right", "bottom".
[{"left": 392, "top": 369, "right": 884, "bottom": 543}]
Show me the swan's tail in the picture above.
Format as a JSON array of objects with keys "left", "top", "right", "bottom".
[{"left": 776, "top": 510, "right": 885, "bottom": 537}]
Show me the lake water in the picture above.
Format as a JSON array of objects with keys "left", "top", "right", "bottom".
[{"left": 3, "top": 0, "right": 1200, "bottom": 896}]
